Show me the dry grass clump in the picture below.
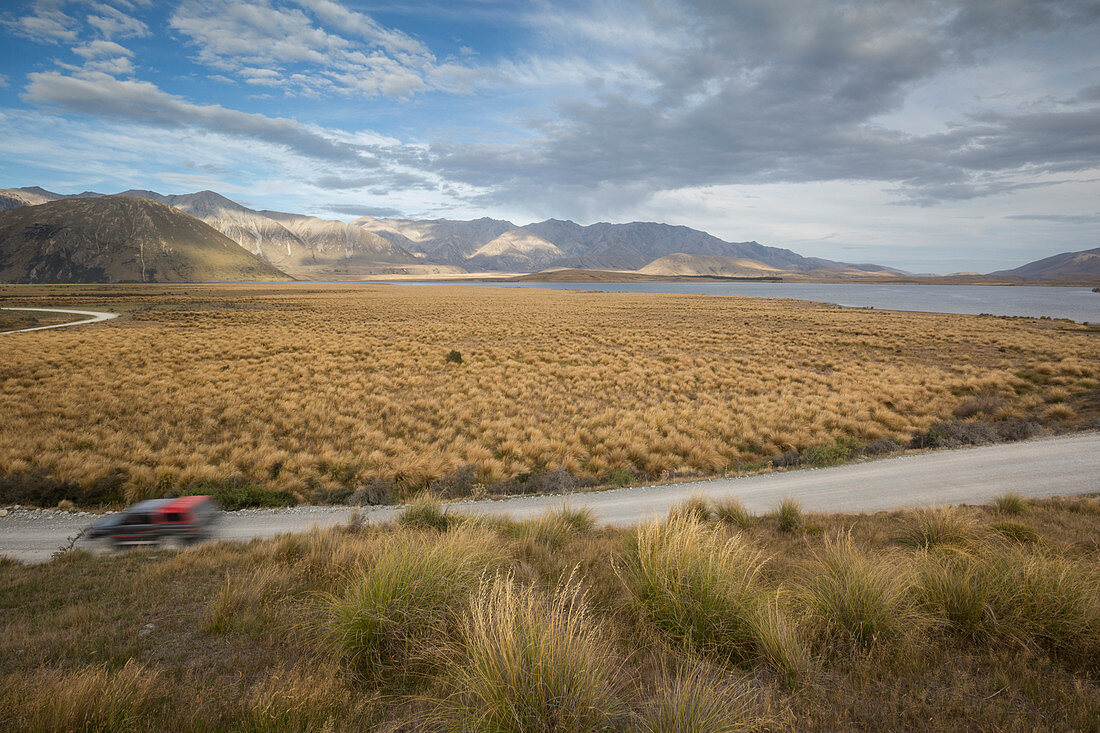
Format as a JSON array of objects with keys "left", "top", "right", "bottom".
[
  {"left": 895, "top": 505, "right": 976, "bottom": 549},
  {"left": 916, "top": 544, "right": 1100, "bottom": 668},
  {"left": 2, "top": 284, "right": 1097, "bottom": 506},
  {"left": 431, "top": 574, "right": 624, "bottom": 732},
  {"left": 396, "top": 493, "right": 452, "bottom": 531},
  {"left": 797, "top": 533, "right": 921, "bottom": 648},
  {"left": 506, "top": 505, "right": 596, "bottom": 549},
  {"left": 666, "top": 494, "right": 712, "bottom": 523},
  {"left": 714, "top": 497, "right": 756, "bottom": 529},
  {"left": 993, "top": 492, "right": 1027, "bottom": 515},
  {"left": 638, "top": 664, "right": 763, "bottom": 733},
  {"left": 774, "top": 498, "right": 804, "bottom": 533},
  {"left": 326, "top": 526, "right": 508, "bottom": 677},
  {"left": 0, "top": 660, "right": 166, "bottom": 732}
]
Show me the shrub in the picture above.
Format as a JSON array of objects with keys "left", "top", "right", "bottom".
[
  {"left": 774, "top": 498, "right": 803, "bottom": 533},
  {"left": 993, "top": 492, "right": 1027, "bottom": 516},
  {"left": 797, "top": 533, "right": 919, "bottom": 648},
  {"left": 616, "top": 517, "right": 766, "bottom": 664},
  {"left": 864, "top": 438, "right": 901, "bottom": 456},
  {"left": 713, "top": 497, "right": 756, "bottom": 530},
  {"left": 666, "top": 494, "right": 711, "bottom": 523},
  {"left": 803, "top": 441, "right": 854, "bottom": 467},
  {"left": 771, "top": 449, "right": 801, "bottom": 468},
  {"left": 431, "top": 464, "right": 479, "bottom": 499},
  {"left": 326, "top": 527, "right": 509, "bottom": 677},
  {"left": 915, "top": 550, "right": 992, "bottom": 640},
  {"left": 909, "top": 419, "right": 1042, "bottom": 449},
  {"left": 638, "top": 664, "right": 762, "bottom": 732},
  {"left": 953, "top": 392, "right": 1003, "bottom": 418},
  {"left": 486, "top": 468, "right": 582, "bottom": 496},
  {"left": 194, "top": 480, "right": 296, "bottom": 510},
  {"left": 396, "top": 493, "right": 451, "bottom": 531},
  {"left": 445, "top": 349, "right": 463, "bottom": 364},
  {"left": 895, "top": 505, "right": 975, "bottom": 550},
  {"left": 349, "top": 479, "right": 394, "bottom": 505},
  {"left": 434, "top": 574, "right": 624, "bottom": 732},
  {"left": 989, "top": 521, "right": 1041, "bottom": 544}
]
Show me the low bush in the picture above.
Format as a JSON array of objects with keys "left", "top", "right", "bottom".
[
  {"left": 433, "top": 574, "right": 624, "bottom": 732},
  {"left": 444, "top": 349, "right": 463, "bottom": 364},
  {"left": 909, "top": 418, "right": 1042, "bottom": 449},
  {"left": 666, "top": 494, "right": 712, "bottom": 523},
  {"left": 430, "top": 464, "right": 479, "bottom": 499},
  {"left": 774, "top": 498, "right": 803, "bottom": 533},
  {"left": 638, "top": 664, "right": 762, "bottom": 733},
  {"left": 0, "top": 468, "right": 127, "bottom": 507},
  {"left": 989, "top": 521, "right": 1041, "bottom": 544},
  {"left": 864, "top": 437, "right": 901, "bottom": 455},
  {"left": 349, "top": 479, "right": 394, "bottom": 505},
  {"left": 713, "top": 497, "right": 756, "bottom": 530},
  {"left": 192, "top": 479, "right": 296, "bottom": 510},
  {"left": 992, "top": 492, "right": 1027, "bottom": 515},
  {"left": 797, "top": 533, "right": 919, "bottom": 648},
  {"left": 485, "top": 468, "right": 586, "bottom": 496},
  {"left": 617, "top": 517, "right": 767, "bottom": 664},
  {"left": 326, "top": 527, "right": 509, "bottom": 677},
  {"left": 952, "top": 393, "right": 1003, "bottom": 419},
  {"left": 895, "top": 505, "right": 975, "bottom": 550},
  {"left": 396, "top": 493, "right": 451, "bottom": 531}
]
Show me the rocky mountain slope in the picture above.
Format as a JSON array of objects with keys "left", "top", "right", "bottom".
[
  {"left": 991, "top": 247, "right": 1100, "bottom": 280},
  {"left": 0, "top": 196, "right": 290, "bottom": 283},
  {"left": 638, "top": 253, "right": 783, "bottom": 277}
]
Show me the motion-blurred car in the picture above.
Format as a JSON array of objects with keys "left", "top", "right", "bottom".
[{"left": 88, "top": 495, "right": 219, "bottom": 547}]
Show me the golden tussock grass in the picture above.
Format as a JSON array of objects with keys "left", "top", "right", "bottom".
[{"left": 1, "top": 283, "right": 1097, "bottom": 505}]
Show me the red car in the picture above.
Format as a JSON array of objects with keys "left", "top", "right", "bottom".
[{"left": 89, "top": 495, "right": 219, "bottom": 547}]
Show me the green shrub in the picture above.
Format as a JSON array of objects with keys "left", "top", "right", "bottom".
[
  {"left": 445, "top": 349, "right": 463, "bottom": 364},
  {"left": 993, "top": 492, "right": 1027, "bottom": 516},
  {"left": 616, "top": 517, "right": 766, "bottom": 664},
  {"left": 194, "top": 479, "right": 296, "bottom": 510},
  {"left": 989, "top": 521, "right": 1041, "bottom": 544},
  {"left": 797, "top": 533, "right": 919, "bottom": 648},
  {"left": 326, "top": 527, "right": 509, "bottom": 677},
  {"left": 713, "top": 497, "right": 756, "bottom": 530},
  {"left": 803, "top": 441, "right": 851, "bottom": 467},
  {"left": 774, "top": 498, "right": 803, "bottom": 533},
  {"left": 895, "top": 505, "right": 975, "bottom": 549},
  {"left": 435, "top": 574, "right": 623, "bottom": 732},
  {"left": 666, "top": 494, "right": 712, "bottom": 523},
  {"left": 397, "top": 493, "right": 451, "bottom": 531}
]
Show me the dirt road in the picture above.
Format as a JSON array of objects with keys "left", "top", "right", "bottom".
[
  {"left": 0, "top": 307, "right": 120, "bottom": 334},
  {"left": 2, "top": 432, "right": 1096, "bottom": 563}
]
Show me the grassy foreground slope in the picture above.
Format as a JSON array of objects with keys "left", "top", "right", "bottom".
[
  {"left": 1, "top": 284, "right": 1098, "bottom": 508},
  {"left": 1, "top": 495, "right": 1097, "bottom": 731}
]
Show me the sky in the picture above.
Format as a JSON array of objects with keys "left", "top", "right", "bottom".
[{"left": 0, "top": 0, "right": 1098, "bottom": 273}]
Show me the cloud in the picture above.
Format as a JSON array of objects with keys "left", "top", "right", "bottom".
[
  {"left": 86, "top": 3, "right": 149, "bottom": 39},
  {"left": 23, "top": 70, "right": 374, "bottom": 164},
  {"left": 73, "top": 40, "right": 133, "bottom": 58},
  {"left": 429, "top": 0, "right": 1100, "bottom": 212},
  {"left": 0, "top": 74, "right": 8, "bottom": 88},
  {"left": 323, "top": 203, "right": 406, "bottom": 218},
  {"left": 167, "top": 0, "right": 464, "bottom": 98},
  {"left": 1006, "top": 212, "right": 1100, "bottom": 224},
  {"left": 5, "top": 0, "right": 79, "bottom": 42}
]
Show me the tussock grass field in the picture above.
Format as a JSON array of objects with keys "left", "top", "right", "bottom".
[
  {"left": 0, "top": 283, "right": 1097, "bottom": 506},
  {"left": 1, "top": 496, "right": 1097, "bottom": 730}
]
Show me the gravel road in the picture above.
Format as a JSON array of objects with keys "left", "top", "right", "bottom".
[
  {"left": 2, "top": 432, "right": 1097, "bottom": 563},
  {"left": 0, "top": 307, "right": 120, "bottom": 334}
]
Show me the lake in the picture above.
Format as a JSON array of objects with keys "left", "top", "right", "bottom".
[{"left": 380, "top": 281, "right": 1099, "bottom": 323}]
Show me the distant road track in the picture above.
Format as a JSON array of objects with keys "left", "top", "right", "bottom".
[
  {"left": 0, "top": 307, "right": 119, "bottom": 334},
  {"left": 2, "top": 432, "right": 1097, "bottom": 563}
]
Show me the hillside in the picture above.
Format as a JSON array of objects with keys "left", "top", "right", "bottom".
[
  {"left": 990, "top": 246, "right": 1100, "bottom": 281},
  {"left": 0, "top": 196, "right": 290, "bottom": 283},
  {"left": 639, "top": 253, "right": 783, "bottom": 277}
]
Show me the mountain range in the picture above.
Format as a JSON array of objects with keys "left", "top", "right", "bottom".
[
  {"left": 0, "top": 185, "right": 1095, "bottom": 283},
  {"left": 0, "top": 186, "right": 899, "bottom": 279},
  {"left": 0, "top": 196, "right": 287, "bottom": 283}
]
